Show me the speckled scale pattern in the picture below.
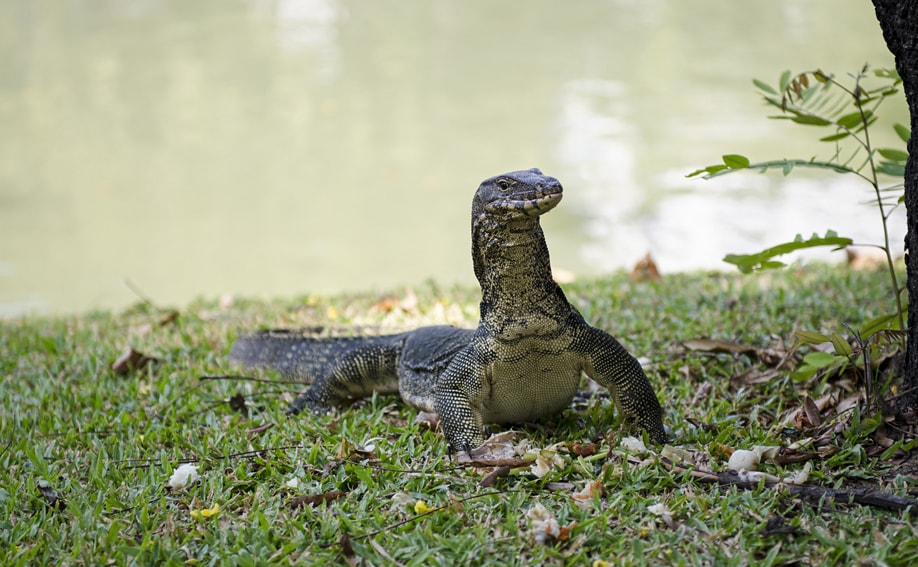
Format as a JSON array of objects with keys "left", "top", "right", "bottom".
[{"left": 229, "top": 168, "right": 667, "bottom": 453}]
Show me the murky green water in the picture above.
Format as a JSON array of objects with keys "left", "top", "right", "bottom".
[{"left": 0, "top": 0, "right": 906, "bottom": 316}]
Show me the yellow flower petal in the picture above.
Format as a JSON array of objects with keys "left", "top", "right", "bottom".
[
  {"left": 414, "top": 500, "right": 430, "bottom": 514},
  {"left": 190, "top": 503, "right": 220, "bottom": 521}
]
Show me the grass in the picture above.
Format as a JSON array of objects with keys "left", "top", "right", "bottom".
[{"left": 1, "top": 264, "right": 917, "bottom": 565}]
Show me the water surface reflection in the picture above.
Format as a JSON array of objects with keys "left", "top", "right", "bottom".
[{"left": 0, "top": 0, "right": 904, "bottom": 316}]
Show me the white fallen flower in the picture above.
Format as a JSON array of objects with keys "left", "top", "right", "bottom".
[
  {"left": 647, "top": 502, "right": 672, "bottom": 517},
  {"left": 527, "top": 502, "right": 560, "bottom": 544},
  {"left": 783, "top": 461, "right": 812, "bottom": 485},
  {"left": 751, "top": 445, "right": 781, "bottom": 461},
  {"left": 572, "top": 480, "right": 603, "bottom": 509},
  {"left": 727, "top": 449, "right": 759, "bottom": 472},
  {"left": 285, "top": 477, "right": 300, "bottom": 489},
  {"left": 167, "top": 463, "right": 199, "bottom": 491},
  {"left": 620, "top": 436, "right": 647, "bottom": 454},
  {"left": 530, "top": 450, "right": 565, "bottom": 478}
]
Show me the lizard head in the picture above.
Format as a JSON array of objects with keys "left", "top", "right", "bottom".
[{"left": 474, "top": 168, "right": 563, "bottom": 219}]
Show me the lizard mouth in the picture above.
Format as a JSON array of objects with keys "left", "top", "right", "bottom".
[{"left": 503, "top": 188, "right": 563, "bottom": 216}]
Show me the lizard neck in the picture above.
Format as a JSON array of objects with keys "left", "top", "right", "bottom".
[{"left": 472, "top": 213, "right": 572, "bottom": 336}]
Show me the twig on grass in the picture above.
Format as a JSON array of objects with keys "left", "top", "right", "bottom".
[{"left": 662, "top": 458, "right": 918, "bottom": 517}]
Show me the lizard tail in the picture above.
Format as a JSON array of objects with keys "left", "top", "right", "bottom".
[{"left": 228, "top": 329, "right": 405, "bottom": 383}]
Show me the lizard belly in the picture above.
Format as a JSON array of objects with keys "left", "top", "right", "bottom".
[{"left": 481, "top": 350, "right": 582, "bottom": 424}]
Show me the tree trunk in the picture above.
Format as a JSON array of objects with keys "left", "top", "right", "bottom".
[{"left": 870, "top": 0, "right": 918, "bottom": 408}]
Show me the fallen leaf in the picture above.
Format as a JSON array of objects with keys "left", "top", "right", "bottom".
[
  {"left": 229, "top": 392, "right": 248, "bottom": 416},
  {"left": 37, "top": 479, "right": 65, "bottom": 510},
  {"left": 803, "top": 396, "right": 822, "bottom": 427},
  {"left": 157, "top": 310, "right": 179, "bottom": 327},
  {"left": 630, "top": 253, "right": 662, "bottom": 282},
  {"left": 846, "top": 246, "right": 886, "bottom": 271},
  {"left": 684, "top": 338, "right": 757, "bottom": 357},
  {"left": 290, "top": 491, "right": 346, "bottom": 509},
  {"left": 415, "top": 411, "right": 439, "bottom": 431},
  {"left": 111, "top": 347, "right": 157, "bottom": 375},
  {"left": 760, "top": 516, "right": 806, "bottom": 537},
  {"left": 478, "top": 465, "right": 511, "bottom": 488},
  {"left": 570, "top": 443, "right": 598, "bottom": 457},
  {"left": 339, "top": 532, "right": 358, "bottom": 567},
  {"left": 691, "top": 382, "right": 713, "bottom": 404},
  {"left": 730, "top": 368, "right": 780, "bottom": 390},
  {"left": 464, "top": 431, "right": 522, "bottom": 462}
]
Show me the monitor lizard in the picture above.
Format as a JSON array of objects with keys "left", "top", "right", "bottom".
[{"left": 230, "top": 168, "right": 667, "bottom": 453}]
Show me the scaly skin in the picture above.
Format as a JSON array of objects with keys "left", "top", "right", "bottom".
[{"left": 230, "top": 168, "right": 667, "bottom": 452}]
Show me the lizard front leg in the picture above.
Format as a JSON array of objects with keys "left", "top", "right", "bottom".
[
  {"left": 434, "top": 347, "right": 488, "bottom": 454},
  {"left": 574, "top": 326, "right": 668, "bottom": 444}
]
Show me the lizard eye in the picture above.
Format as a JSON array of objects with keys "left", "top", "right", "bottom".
[{"left": 496, "top": 179, "right": 511, "bottom": 190}]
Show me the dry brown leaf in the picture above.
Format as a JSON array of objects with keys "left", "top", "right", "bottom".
[
  {"left": 370, "top": 288, "right": 419, "bottom": 314},
  {"left": 229, "top": 393, "right": 248, "bottom": 416},
  {"left": 731, "top": 368, "right": 780, "bottom": 390},
  {"left": 415, "top": 411, "right": 439, "bottom": 431},
  {"left": 691, "top": 382, "right": 713, "bottom": 405},
  {"left": 570, "top": 443, "right": 598, "bottom": 457},
  {"left": 370, "top": 296, "right": 401, "bottom": 313},
  {"left": 111, "top": 347, "right": 158, "bottom": 375},
  {"left": 339, "top": 532, "right": 358, "bottom": 567},
  {"left": 630, "top": 252, "right": 662, "bottom": 282},
  {"left": 803, "top": 396, "right": 822, "bottom": 427},
  {"left": 478, "top": 465, "right": 511, "bottom": 488},
  {"left": 462, "top": 431, "right": 522, "bottom": 462},
  {"left": 683, "top": 338, "right": 757, "bottom": 357},
  {"left": 157, "top": 310, "right": 179, "bottom": 327},
  {"left": 846, "top": 247, "right": 886, "bottom": 271},
  {"left": 37, "top": 479, "right": 65, "bottom": 510},
  {"left": 290, "top": 491, "right": 347, "bottom": 509}
]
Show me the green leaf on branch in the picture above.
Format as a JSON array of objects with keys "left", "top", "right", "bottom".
[
  {"left": 829, "top": 334, "right": 853, "bottom": 356},
  {"left": 894, "top": 123, "right": 911, "bottom": 143},
  {"left": 789, "top": 113, "right": 832, "bottom": 126},
  {"left": 723, "top": 231, "right": 853, "bottom": 273},
  {"left": 753, "top": 78, "right": 777, "bottom": 95},
  {"left": 686, "top": 164, "right": 728, "bottom": 178},
  {"left": 722, "top": 154, "right": 750, "bottom": 169},
  {"left": 689, "top": 158, "right": 856, "bottom": 179},
  {"left": 877, "top": 148, "right": 908, "bottom": 162},
  {"left": 779, "top": 70, "right": 792, "bottom": 92},
  {"left": 803, "top": 351, "right": 844, "bottom": 369},
  {"left": 877, "top": 162, "right": 905, "bottom": 177},
  {"left": 837, "top": 110, "right": 870, "bottom": 129},
  {"left": 819, "top": 132, "right": 850, "bottom": 143},
  {"left": 795, "top": 330, "right": 831, "bottom": 345}
]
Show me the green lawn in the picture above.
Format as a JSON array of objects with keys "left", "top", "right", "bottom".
[{"left": 2, "top": 265, "right": 916, "bottom": 566}]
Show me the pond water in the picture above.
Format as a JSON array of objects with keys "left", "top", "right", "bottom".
[{"left": 0, "top": 0, "right": 907, "bottom": 317}]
